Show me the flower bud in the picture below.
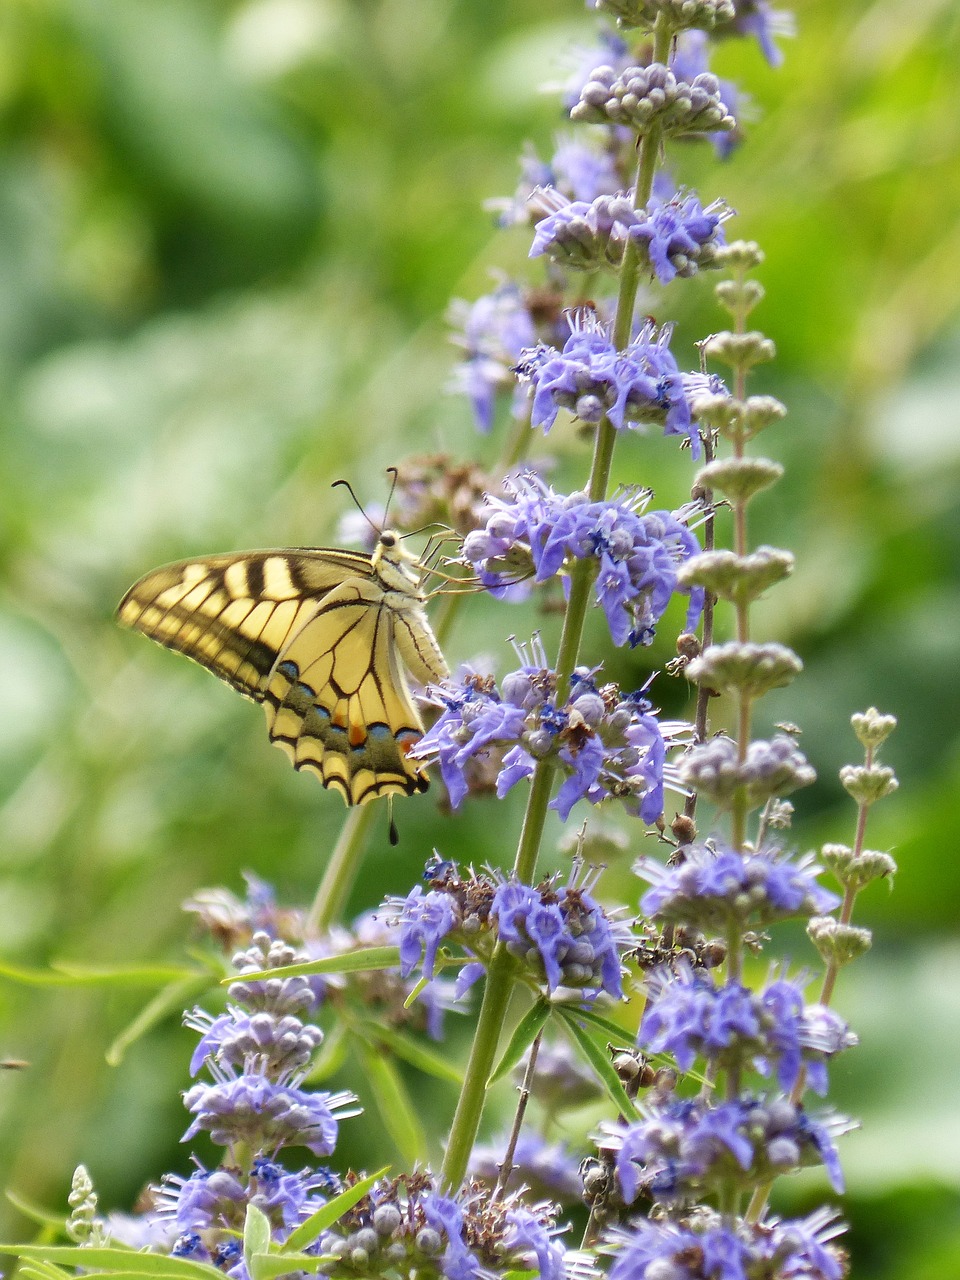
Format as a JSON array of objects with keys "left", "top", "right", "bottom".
[
  {"left": 840, "top": 764, "right": 898, "bottom": 806},
  {"left": 851, "top": 706, "right": 897, "bottom": 749},
  {"left": 694, "top": 456, "right": 783, "bottom": 504},
  {"left": 686, "top": 641, "right": 802, "bottom": 697},
  {"left": 702, "top": 329, "right": 776, "bottom": 370},
  {"left": 677, "top": 546, "right": 794, "bottom": 606},
  {"left": 807, "top": 916, "right": 872, "bottom": 966}
]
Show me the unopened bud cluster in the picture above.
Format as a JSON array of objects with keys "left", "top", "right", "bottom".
[{"left": 571, "top": 64, "right": 736, "bottom": 137}]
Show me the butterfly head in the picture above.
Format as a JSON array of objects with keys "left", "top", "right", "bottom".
[{"left": 372, "top": 527, "right": 422, "bottom": 590}]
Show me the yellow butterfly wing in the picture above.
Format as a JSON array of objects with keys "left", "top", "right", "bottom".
[
  {"left": 117, "top": 547, "right": 441, "bottom": 804},
  {"left": 263, "top": 578, "right": 430, "bottom": 804}
]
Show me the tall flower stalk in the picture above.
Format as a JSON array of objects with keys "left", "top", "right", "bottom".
[{"left": 15, "top": 5, "right": 901, "bottom": 1280}]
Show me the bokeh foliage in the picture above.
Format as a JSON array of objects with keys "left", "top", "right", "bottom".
[{"left": 1, "top": 0, "right": 959, "bottom": 1272}]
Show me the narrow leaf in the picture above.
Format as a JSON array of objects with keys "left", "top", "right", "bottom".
[
  {"left": 51, "top": 962, "right": 199, "bottom": 985},
  {"left": 566, "top": 1003, "right": 633, "bottom": 1043},
  {"left": 356, "top": 1020, "right": 463, "bottom": 1084},
  {"left": 489, "top": 998, "right": 550, "bottom": 1085},
  {"left": 554, "top": 1007, "right": 636, "bottom": 1119},
  {"left": 220, "top": 947, "right": 401, "bottom": 984},
  {"left": 243, "top": 1204, "right": 273, "bottom": 1280},
  {"left": 357, "top": 1039, "right": 426, "bottom": 1165},
  {"left": 245, "top": 1255, "right": 330, "bottom": 1279},
  {"left": 285, "top": 1169, "right": 387, "bottom": 1251},
  {"left": 4, "top": 1188, "right": 66, "bottom": 1228},
  {"left": 107, "top": 977, "right": 210, "bottom": 1066},
  {"left": 0, "top": 1246, "right": 223, "bottom": 1280}
]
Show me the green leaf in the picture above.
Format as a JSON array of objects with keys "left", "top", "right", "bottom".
[
  {"left": 0, "top": 1246, "right": 223, "bottom": 1280},
  {"left": 356, "top": 1019, "right": 463, "bottom": 1084},
  {"left": 566, "top": 1003, "right": 633, "bottom": 1043},
  {"left": 401, "top": 973, "right": 430, "bottom": 1009},
  {"left": 244, "top": 1256, "right": 330, "bottom": 1280},
  {"left": 221, "top": 947, "right": 402, "bottom": 984},
  {"left": 16, "top": 1262, "right": 71, "bottom": 1280},
  {"left": 489, "top": 997, "right": 550, "bottom": 1085},
  {"left": 4, "top": 1187, "right": 67, "bottom": 1228},
  {"left": 243, "top": 1204, "right": 273, "bottom": 1280},
  {"left": 285, "top": 1169, "right": 387, "bottom": 1251},
  {"left": 554, "top": 1007, "right": 636, "bottom": 1119},
  {"left": 107, "top": 976, "right": 211, "bottom": 1067},
  {"left": 50, "top": 962, "right": 201, "bottom": 985},
  {"left": 357, "top": 1038, "right": 427, "bottom": 1165}
]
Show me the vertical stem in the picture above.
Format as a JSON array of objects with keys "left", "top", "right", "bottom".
[
  {"left": 306, "top": 804, "right": 378, "bottom": 936},
  {"left": 493, "top": 1029, "right": 543, "bottom": 1199},
  {"left": 439, "top": 946, "right": 515, "bottom": 1190},
  {"left": 441, "top": 11, "right": 677, "bottom": 1188}
]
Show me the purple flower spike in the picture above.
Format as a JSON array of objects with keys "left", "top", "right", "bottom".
[{"left": 515, "top": 311, "right": 699, "bottom": 453}]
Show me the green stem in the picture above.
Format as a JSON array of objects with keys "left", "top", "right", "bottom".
[
  {"left": 439, "top": 945, "right": 515, "bottom": 1190},
  {"left": 306, "top": 804, "right": 378, "bottom": 935},
  {"left": 440, "top": 20, "right": 674, "bottom": 1183}
]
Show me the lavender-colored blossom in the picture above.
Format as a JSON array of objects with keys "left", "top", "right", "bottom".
[
  {"left": 530, "top": 187, "right": 728, "bottom": 284},
  {"left": 503, "top": 1207, "right": 566, "bottom": 1280},
  {"left": 635, "top": 841, "right": 840, "bottom": 929},
  {"left": 515, "top": 312, "right": 698, "bottom": 452},
  {"left": 182, "top": 1070, "right": 357, "bottom": 1158},
  {"left": 423, "top": 1194, "right": 480, "bottom": 1280},
  {"left": 414, "top": 657, "right": 682, "bottom": 824},
  {"left": 607, "top": 1211, "right": 845, "bottom": 1280},
  {"left": 157, "top": 1159, "right": 329, "bottom": 1239},
  {"left": 639, "top": 966, "right": 856, "bottom": 1093},
  {"left": 631, "top": 192, "right": 729, "bottom": 283},
  {"left": 462, "top": 475, "right": 703, "bottom": 646},
  {"left": 184, "top": 1006, "right": 323, "bottom": 1079},
  {"left": 492, "top": 874, "right": 625, "bottom": 998},
  {"left": 397, "top": 886, "right": 459, "bottom": 980},
  {"left": 670, "top": 31, "right": 742, "bottom": 156},
  {"left": 605, "top": 1095, "right": 849, "bottom": 1204},
  {"left": 449, "top": 282, "right": 537, "bottom": 433}
]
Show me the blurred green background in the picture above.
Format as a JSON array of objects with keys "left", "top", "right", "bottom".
[{"left": 1, "top": 0, "right": 959, "bottom": 1271}]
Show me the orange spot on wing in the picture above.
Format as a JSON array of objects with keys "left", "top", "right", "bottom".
[{"left": 348, "top": 722, "right": 366, "bottom": 747}]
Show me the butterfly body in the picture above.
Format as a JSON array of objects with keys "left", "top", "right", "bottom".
[{"left": 118, "top": 533, "right": 448, "bottom": 805}]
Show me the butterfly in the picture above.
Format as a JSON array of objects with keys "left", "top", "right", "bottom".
[{"left": 117, "top": 526, "right": 449, "bottom": 806}]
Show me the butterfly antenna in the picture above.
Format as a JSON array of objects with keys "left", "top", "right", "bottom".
[
  {"left": 331, "top": 478, "right": 381, "bottom": 536},
  {"left": 383, "top": 466, "right": 400, "bottom": 527}
]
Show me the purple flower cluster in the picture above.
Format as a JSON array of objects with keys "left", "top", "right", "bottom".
[
  {"left": 449, "top": 282, "right": 538, "bottom": 433},
  {"left": 607, "top": 1209, "right": 845, "bottom": 1280},
  {"left": 493, "top": 874, "right": 625, "bottom": 998},
  {"left": 461, "top": 474, "right": 704, "bottom": 646},
  {"left": 314, "top": 1176, "right": 566, "bottom": 1280},
  {"left": 604, "top": 1094, "right": 849, "bottom": 1203},
  {"left": 157, "top": 1158, "right": 334, "bottom": 1241},
  {"left": 670, "top": 31, "right": 741, "bottom": 157},
  {"left": 413, "top": 656, "right": 681, "bottom": 822},
  {"left": 182, "top": 1069, "right": 356, "bottom": 1158},
  {"left": 394, "top": 863, "right": 628, "bottom": 1001},
  {"left": 514, "top": 311, "right": 699, "bottom": 451},
  {"left": 179, "top": 932, "right": 359, "bottom": 1161},
  {"left": 530, "top": 187, "right": 729, "bottom": 283},
  {"left": 635, "top": 841, "right": 840, "bottom": 929},
  {"left": 493, "top": 137, "right": 623, "bottom": 226},
  {"left": 639, "top": 966, "right": 856, "bottom": 1095}
]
